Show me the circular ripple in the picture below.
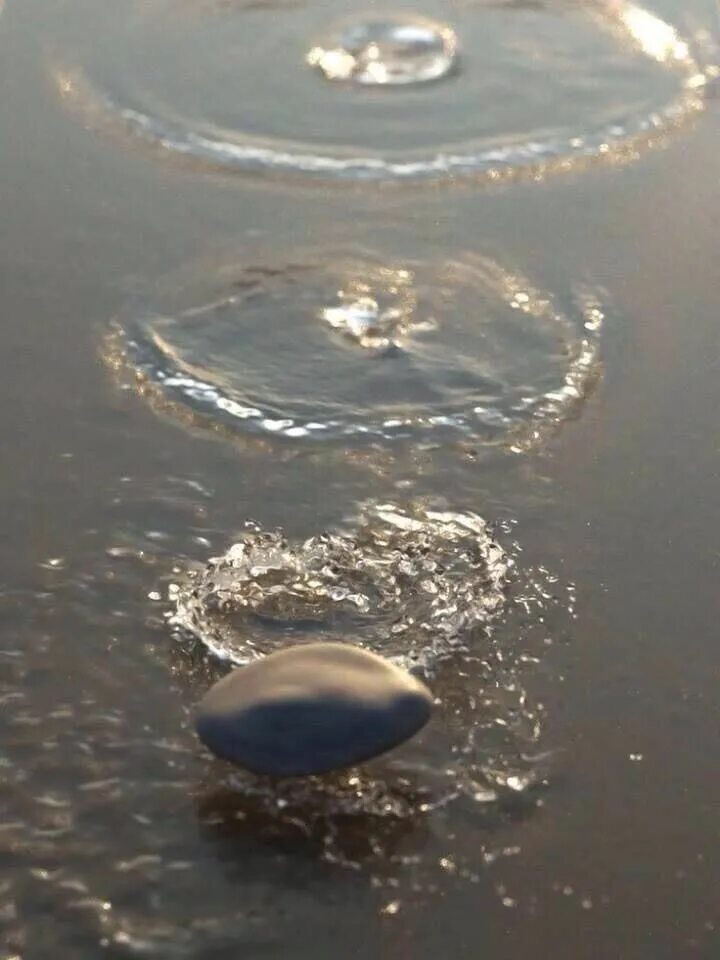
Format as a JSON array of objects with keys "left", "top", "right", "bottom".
[
  {"left": 49, "top": 0, "right": 711, "bottom": 183},
  {"left": 307, "top": 15, "right": 458, "bottom": 86},
  {"left": 107, "top": 251, "right": 604, "bottom": 444}
]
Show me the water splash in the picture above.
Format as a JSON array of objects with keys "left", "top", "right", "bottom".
[
  {"left": 307, "top": 15, "right": 459, "bottom": 86},
  {"left": 320, "top": 266, "right": 435, "bottom": 350},
  {"left": 169, "top": 501, "right": 511, "bottom": 671},
  {"left": 106, "top": 252, "right": 604, "bottom": 445}
]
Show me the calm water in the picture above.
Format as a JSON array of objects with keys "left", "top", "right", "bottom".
[{"left": 1, "top": 0, "right": 720, "bottom": 957}]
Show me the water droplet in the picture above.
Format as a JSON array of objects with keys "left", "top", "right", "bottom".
[
  {"left": 321, "top": 272, "right": 427, "bottom": 350},
  {"left": 381, "top": 900, "right": 401, "bottom": 916},
  {"left": 307, "top": 15, "right": 458, "bottom": 86},
  {"left": 322, "top": 296, "right": 401, "bottom": 350}
]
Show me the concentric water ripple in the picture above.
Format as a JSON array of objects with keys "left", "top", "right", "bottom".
[
  {"left": 48, "top": 0, "right": 713, "bottom": 183},
  {"left": 107, "top": 251, "right": 604, "bottom": 445}
]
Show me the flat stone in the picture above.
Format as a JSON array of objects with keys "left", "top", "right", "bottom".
[{"left": 195, "top": 642, "right": 433, "bottom": 777}]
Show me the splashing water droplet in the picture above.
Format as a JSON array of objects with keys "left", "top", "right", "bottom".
[
  {"left": 323, "top": 296, "right": 389, "bottom": 348},
  {"left": 169, "top": 501, "right": 511, "bottom": 671},
  {"left": 307, "top": 15, "right": 459, "bottom": 86},
  {"left": 321, "top": 270, "right": 430, "bottom": 351}
]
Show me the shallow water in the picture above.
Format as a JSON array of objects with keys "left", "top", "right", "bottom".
[{"left": 1, "top": 0, "right": 720, "bottom": 956}]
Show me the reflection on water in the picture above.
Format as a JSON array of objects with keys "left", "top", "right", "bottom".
[
  {"left": 321, "top": 284, "right": 434, "bottom": 352},
  {"left": 47, "top": 0, "right": 712, "bottom": 182},
  {"left": 106, "top": 250, "right": 604, "bottom": 444}
]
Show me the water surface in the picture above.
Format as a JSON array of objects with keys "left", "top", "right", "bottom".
[{"left": 0, "top": 0, "right": 719, "bottom": 956}]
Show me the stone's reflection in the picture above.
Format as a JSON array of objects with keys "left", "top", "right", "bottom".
[
  {"left": 48, "top": 0, "right": 712, "bottom": 183},
  {"left": 196, "top": 768, "right": 430, "bottom": 868}
]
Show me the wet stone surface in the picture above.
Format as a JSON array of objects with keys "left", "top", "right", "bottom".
[{"left": 195, "top": 642, "right": 434, "bottom": 776}]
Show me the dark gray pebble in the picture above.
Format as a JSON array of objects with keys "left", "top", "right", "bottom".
[{"left": 195, "top": 642, "right": 433, "bottom": 777}]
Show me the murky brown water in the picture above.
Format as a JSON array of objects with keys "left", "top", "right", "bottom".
[{"left": 1, "top": 0, "right": 719, "bottom": 957}]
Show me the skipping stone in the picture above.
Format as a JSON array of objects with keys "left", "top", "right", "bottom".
[{"left": 194, "top": 642, "right": 433, "bottom": 777}]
